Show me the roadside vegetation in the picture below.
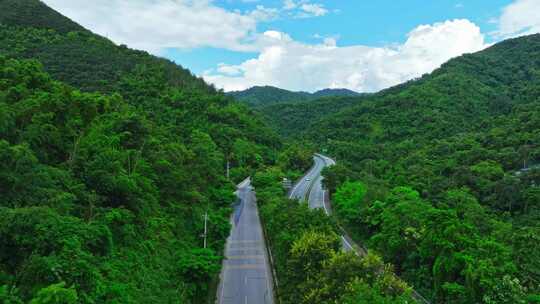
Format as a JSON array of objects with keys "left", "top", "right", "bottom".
[
  {"left": 314, "top": 34, "right": 540, "bottom": 303},
  {"left": 0, "top": 1, "right": 280, "bottom": 302},
  {"left": 246, "top": 33, "right": 540, "bottom": 303},
  {"left": 2, "top": 1, "right": 539, "bottom": 303},
  {"left": 253, "top": 166, "right": 415, "bottom": 304}
]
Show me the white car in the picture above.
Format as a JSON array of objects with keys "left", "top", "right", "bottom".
[{"left": 306, "top": 178, "right": 311, "bottom": 181}]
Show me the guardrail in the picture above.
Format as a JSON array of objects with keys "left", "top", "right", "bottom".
[{"left": 259, "top": 210, "right": 281, "bottom": 304}]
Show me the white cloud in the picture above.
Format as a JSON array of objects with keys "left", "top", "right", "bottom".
[
  {"left": 299, "top": 3, "right": 328, "bottom": 17},
  {"left": 283, "top": 0, "right": 297, "bottom": 10},
  {"left": 42, "top": 0, "right": 330, "bottom": 54},
  {"left": 42, "top": 0, "right": 270, "bottom": 54},
  {"left": 41, "top": 1, "right": 501, "bottom": 93},
  {"left": 282, "top": 0, "right": 328, "bottom": 18},
  {"left": 249, "top": 5, "right": 280, "bottom": 22},
  {"left": 204, "top": 19, "right": 487, "bottom": 93},
  {"left": 493, "top": 0, "right": 540, "bottom": 38}
]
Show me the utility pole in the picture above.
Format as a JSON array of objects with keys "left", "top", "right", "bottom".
[{"left": 202, "top": 211, "right": 208, "bottom": 248}]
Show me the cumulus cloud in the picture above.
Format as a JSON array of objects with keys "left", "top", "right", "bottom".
[
  {"left": 42, "top": 0, "right": 270, "bottom": 54},
  {"left": 249, "top": 5, "right": 280, "bottom": 22},
  {"left": 205, "top": 19, "right": 487, "bottom": 92},
  {"left": 42, "top": 0, "right": 330, "bottom": 54},
  {"left": 282, "top": 0, "right": 328, "bottom": 18},
  {"left": 283, "top": 0, "right": 297, "bottom": 10},
  {"left": 298, "top": 3, "right": 328, "bottom": 18},
  {"left": 493, "top": 0, "right": 540, "bottom": 38}
]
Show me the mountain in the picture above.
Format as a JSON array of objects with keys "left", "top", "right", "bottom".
[
  {"left": 0, "top": 0, "right": 210, "bottom": 94},
  {"left": 0, "top": 0, "right": 86, "bottom": 33},
  {"left": 311, "top": 88, "right": 361, "bottom": 99},
  {"left": 297, "top": 34, "right": 540, "bottom": 302},
  {"left": 227, "top": 86, "right": 312, "bottom": 107},
  {"left": 227, "top": 85, "right": 361, "bottom": 107},
  {"left": 258, "top": 96, "right": 365, "bottom": 138},
  {"left": 0, "top": 1, "right": 281, "bottom": 303}
]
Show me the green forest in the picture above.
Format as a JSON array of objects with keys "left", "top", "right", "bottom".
[
  {"left": 255, "top": 34, "right": 540, "bottom": 303},
  {"left": 252, "top": 167, "right": 415, "bottom": 304},
  {"left": 2, "top": 0, "right": 540, "bottom": 303},
  {"left": 0, "top": 0, "right": 280, "bottom": 302},
  {"left": 227, "top": 86, "right": 361, "bottom": 108}
]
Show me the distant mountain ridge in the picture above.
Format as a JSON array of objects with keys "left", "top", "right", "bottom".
[
  {"left": 227, "top": 85, "right": 361, "bottom": 107},
  {"left": 312, "top": 88, "right": 361, "bottom": 99}
]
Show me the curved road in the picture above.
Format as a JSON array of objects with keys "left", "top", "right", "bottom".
[
  {"left": 289, "top": 154, "right": 357, "bottom": 252},
  {"left": 292, "top": 154, "right": 430, "bottom": 304},
  {"left": 288, "top": 156, "right": 326, "bottom": 201}
]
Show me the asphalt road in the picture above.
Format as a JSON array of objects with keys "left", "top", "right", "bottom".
[
  {"left": 289, "top": 155, "right": 326, "bottom": 201},
  {"left": 291, "top": 154, "right": 356, "bottom": 252},
  {"left": 217, "top": 178, "right": 274, "bottom": 304},
  {"left": 296, "top": 155, "right": 430, "bottom": 304}
]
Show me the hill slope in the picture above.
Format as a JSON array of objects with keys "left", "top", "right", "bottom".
[
  {"left": 0, "top": 1, "right": 280, "bottom": 303},
  {"left": 302, "top": 34, "right": 540, "bottom": 303},
  {"left": 258, "top": 96, "right": 364, "bottom": 137},
  {"left": 227, "top": 85, "right": 361, "bottom": 107},
  {"left": 312, "top": 88, "right": 361, "bottom": 99},
  {"left": 0, "top": 0, "right": 86, "bottom": 33},
  {"left": 0, "top": 0, "right": 210, "bottom": 94}
]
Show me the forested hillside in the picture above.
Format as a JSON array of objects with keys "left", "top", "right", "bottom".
[
  {"left": 304, "top": 34, "right": 540, "bottom": 303},
  {"left": 311, "top": 88, "right": 361, "bottom": 99},
  {"left": 0, "top": 1, "right": 280, "bottom": 303},
  {"left": 252, "top": 168, "right": 415, "bottom": 304},
  {"left": 227, "top": 85, "right": 360, "bottom": 108},
  {"left": 2, "top": 1, "right": 540, "bottom": 303},
  {"left": 0, "top": 0, "right": 211, "bottom": 94},
  {"left": 258, "top": 96, "right": 363, "bottom": 137}
]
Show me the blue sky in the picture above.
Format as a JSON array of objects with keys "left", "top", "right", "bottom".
[
  {"left": 166, "top": 0, "right": 513, "bottom": 75},
  {"left": 44, "top": 0, "right": 540, "bottom": 92}
]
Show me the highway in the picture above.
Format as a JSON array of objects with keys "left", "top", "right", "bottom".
[
  {"left": 292, "top": 154, "right": 430, "bottom": 304},
  {"left": 289, "top": 154, "right": 357, "bottom": 252},
  {"left": 217, "top": 178, "right": 274, "bottom": 304},
  {"left": 288, "top": 155, "right": 326, "bottom": 201}
]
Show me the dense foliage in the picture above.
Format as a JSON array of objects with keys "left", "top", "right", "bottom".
[
  {"left": 310, "top": 34, "right": 540, "bottom": 303},
  {"left": 252, "top": 167, "right": 414, "bottom": 304},
  {"left": 258, "top": 96, "right": 363, "bottom": 137},
  {"left": 0, "top": 1, "right": 281, "bottom": 302},
  {"left": 0, "top": 0, "right": 86, "bottom": 34},
  {"left": 228, "top": 85, "right": 360, "bottom": 108},
  {"left": 3, "top": 1, "right": 540, "bottom": 303},
  {"left": 311, "top": 88, "right": 362, "bottom": 99},
  {"left": 0, "top": 0, "right": 210, "bottom": 94},
  {"left": 0, "top": 54, "right": 278, "bottom": 304}
]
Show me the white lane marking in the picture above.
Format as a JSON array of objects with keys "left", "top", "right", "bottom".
[
  {"left": 245, "top": 275, "right": 248, "bottom": 286},
  {"left": 245, "top": 295, "right": 248, "bottom": 304},
  {"left": 219, "top": 270, "right": 226, "bottom": 304},
  {"left": 288, "top": 177, "right": 304, "bottom": 199},
  {"left": 289, "top": 156, "right": 325, "bottom": 199},
  {"left": 322, "top": 190, "right": 329, "bottom": 215},
  {"left": 264, "top": 254, "right": 272, "bottom": 303},
  {"left": 341, "top": 236, "right": 352, "bottom": 250},
  {"left": 341, "top": 236, "right": 359, "bottom": 256}
]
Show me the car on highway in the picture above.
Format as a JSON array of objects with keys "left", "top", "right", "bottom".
[{"left": 306, "top": 178, "right": 311, "bottom": 181}]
